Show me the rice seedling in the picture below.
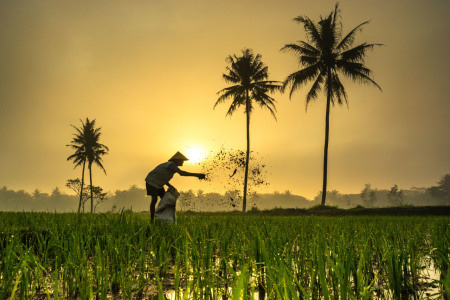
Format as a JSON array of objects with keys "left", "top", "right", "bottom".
[{"left": 0, "top": 212, "right": 448, "bottom": 299}]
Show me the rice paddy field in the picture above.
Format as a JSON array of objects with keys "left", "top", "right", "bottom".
[{"left": 0, "top": 212, "right": 448, "bottom": 299}]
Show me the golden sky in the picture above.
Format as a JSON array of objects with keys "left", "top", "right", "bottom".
[{"left": 0, "top": 0, "right": 449, "bottom": 199}]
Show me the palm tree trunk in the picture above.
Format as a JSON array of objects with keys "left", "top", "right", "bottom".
[
  {"left": 243, "top": 97, "right": 250, "bottom": 212},
  {"left": 89, "top": 164, "right": 94, "bottom": 213},
  {"left": 78, "top": 160, "right": 86, "bottom": 213},
  {"left": 321, "top": 84, "right": 332, "bottom": 206}
]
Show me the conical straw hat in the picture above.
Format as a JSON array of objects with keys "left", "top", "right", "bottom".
[{"left": 169, "top": 151, "right": 189, "bottom": 161}]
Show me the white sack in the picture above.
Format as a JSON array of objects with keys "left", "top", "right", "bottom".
[{"left": 155, "top": 186, "right": 180, "bottom": 224}]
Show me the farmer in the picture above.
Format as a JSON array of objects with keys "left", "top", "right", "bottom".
[{"left": 145, "top": 151, "right": 205, "bottom": 221}]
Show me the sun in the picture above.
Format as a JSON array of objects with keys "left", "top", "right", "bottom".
[{"left": 185, "top": 145, "right": 206, "bottom": 164}]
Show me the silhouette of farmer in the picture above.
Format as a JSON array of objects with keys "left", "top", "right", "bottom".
[{"left": 145, "top": 151, "right": 205, "bottom": 221}]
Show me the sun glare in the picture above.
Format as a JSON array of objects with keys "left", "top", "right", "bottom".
[{"left": 185, "top": 145, "right": 206, "bottom": 164}]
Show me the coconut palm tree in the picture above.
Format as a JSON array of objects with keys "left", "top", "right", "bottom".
[
  {"left": 84, "top": 119, "right": 108, "bottom": 213},
  {"left": 67, "top": 118, "right": 109, "bottom": 213},
  {"left": 281, "top": 4, "right": 382, "bottom": 206},
  {"left": 67, "top": 120, "right": 89, "bottom": 213},
  {"left": 215, "top": 49, "right": 281, "bottom": 212}
]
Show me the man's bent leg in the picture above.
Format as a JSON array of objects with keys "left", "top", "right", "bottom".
[{"left": 150, "top": 195, "right": 158, "bottom": 221}]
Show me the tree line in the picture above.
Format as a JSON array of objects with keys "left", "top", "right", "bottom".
[{"left": 1, "top": 173, "right": 448, "bottom": 212}]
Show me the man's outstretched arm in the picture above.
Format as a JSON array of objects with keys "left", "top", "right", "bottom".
[{"left": 177, "top": 169, "right": 205, "bottom": 179}]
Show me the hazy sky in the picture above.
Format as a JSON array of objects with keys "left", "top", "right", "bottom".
[{"left": 1, "top": 0, "right": 449, "bottom": 199}]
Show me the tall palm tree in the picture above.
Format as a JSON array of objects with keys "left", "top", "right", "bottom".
[
  {"left": 67, "top": 118, "right": 109, "bottom": 213},
  {"left": 215, "top": 49, "right": 281, "bottom": 212},
  {"left": 281, "top": 4, "right": 382, "bottom": 206}
]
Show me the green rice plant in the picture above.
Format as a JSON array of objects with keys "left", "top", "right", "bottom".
[
  {"left": 430, "top": 220, "right": 450, "bottom": 299},
  {"left": 0, "top": 240, "right": 21, "bottom": 298},
  {"left": 135, "top": 227, "right": 149, "bottom": 298},
  {"left": 217, "top": 228, "right": 233, "bottom": 299},
  {"left": 253, "top": 230, "right": 268, "bottom": 299},
  {"left": 93, "top": 241, "right": 108, "bottom": 300},
  {"left": 350, "top": 239, "right": 379, "bottom": 300},
  {"left": 289, "top": 235, "right": 310, "bottom": 299},
  {"left": 173, "top": 248, "right": 182, "bottom": 299},
  {"left": 293, "top": 231, "right": 320, "bottom": 299},
  {"left": 231, "top": 257, "right": 250, "bottom": 300},
  {"left": 315, "top": 233, "right": 330, "bottom": 300},
  {"left": 325, "top": 239, "right": 352, "bottom": 299},
  {"left": 52, "top": 256, "right": 59, "bottom": 300},
  {"left": 119, "top": 265, "right": 134, "bottom": 299},
  {"left": 383, "top": 236, "right": 412, "bottom": 300},
  {"left": 79, "top": 252, "right": 94, "bottom": 299},
  {"left": 0, "top": 212, "right": 448, "bottom": 299},
  {"left": 9, "top": 249, "right": 45, "bottom": 300},
  {"left": 270, "top": 254, "right": 302, "bottom": 299},
  {"left": 181, "top": 227, "right": 193, "bottom": 298}
]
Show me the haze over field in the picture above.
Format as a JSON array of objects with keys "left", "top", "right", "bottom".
[{"left": 0, "top": 0, "right": 449, "bottom": 199}]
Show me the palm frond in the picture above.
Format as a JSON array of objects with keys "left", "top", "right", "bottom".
[
  {"left": 281, "top": 43, "right": 320, "bottom": 64},
  {"left": 337, "top": 61, "right": 382, "bottom": 90},
  {"left": 252, "top": 65, "right": 269, "bottom": 82},
  {"left": 340, "top": 43, "right": 383, "bottom": 62},
  {"left": 254, "top": 81, "right": 282, "bottom": 93},
  {"left": 225, "top": 95, "right": 245, "bottom": 116},
  {"left": 300, "top": 55, "right": 320, "bottom": 66},
  {"left": 331, "top": 3, "right": 342, "bottom": 47},
  {"left": 214, "top": 85, "right": 244, "bottom": 109},
  {"left": 93, "top": 155, "right": 107, "bottom": 174},
  {"left": 318, "top": 13, "right": 338, "bottom": 51},
  {"left": 328, "top": 72, "right": 348, "bottom": 106},
  {"left": 253, "top": 91, "right": 277, "bottom": 121},
  {"left": 223, "top": 69, "right": 240, "bottom": 84},
  {"left": 336, "top": 21, "right": 370, "bottom": 51},
  {"left": 282, "top": 63, "right": 321, "bottom": 98},
  {"left": 306, "top": 70, "right": 325, "bottom": 108},
  {"left": 294, "top": 16, "right": 322, "bottom": 47}
]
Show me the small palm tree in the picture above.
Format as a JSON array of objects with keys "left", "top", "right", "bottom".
[
  {"left": 67, "top": 121, "right": 89, "bottom": 213},
  {"left": 84, "top": 119, "right": 108, "bottom": 213},
  {"left": 67, "top": 118, "right": 109, "bottom": 213},
  {"left": 215, "top": 49, "right": 281, "bottom": 212},
  {"left": 281, "top": 4, "right": 382, "bottom": 206}
]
